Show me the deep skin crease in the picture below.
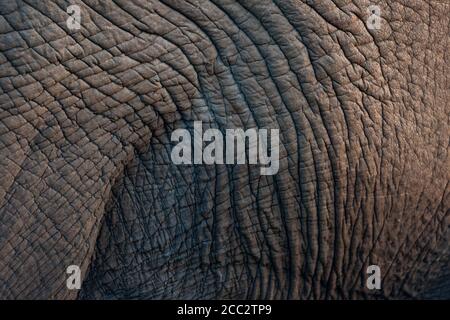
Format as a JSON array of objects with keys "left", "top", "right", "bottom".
[{"left": 0, "top": 0, "right": 448, "bottom": 299}]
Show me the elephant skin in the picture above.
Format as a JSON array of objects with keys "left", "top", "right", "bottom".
[{"left": 0, "top": 0, "right": 448, "bottom": 299}]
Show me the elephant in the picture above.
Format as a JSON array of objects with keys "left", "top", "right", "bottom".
[{"left": 0, "top": 0, "right": 448, "bottom": 299}]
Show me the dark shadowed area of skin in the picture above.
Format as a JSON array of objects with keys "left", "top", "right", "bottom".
[{"left": 0, "top": 0, "right": 448, "bottom": 299}]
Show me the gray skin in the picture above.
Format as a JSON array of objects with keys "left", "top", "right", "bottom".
[{"left": 0, "top": 0, "right": 448, "bottom": 299}]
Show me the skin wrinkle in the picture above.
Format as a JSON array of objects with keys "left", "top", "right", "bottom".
[
  {"left": 0, "top": 0, "right": 448, "bottom": 299},
  {"left": 152, "top": 0, "right": 284, "bottom": 298},
  {"left": 0, "top": 1, "right": 137, "bottom": 298},
  {"left": 113, "top": 1, "right": 246, "bottom": 296},
  {"left": 221, "top": 0, "right": 316, "bottom": 297},
  {"left": 267, "top": 0, "right": 348, "bottom": 298},
  {"left": 297, "top": 4, "right": 383, "bottom": 298},
  {"left": 199, "top": 3, "right": 304, "bottom": 290},
  {"left": 239, "top": 0, "right": 324, "bottom": 298},
  {"left": 384, "top": 1, "right": 448, "bottom": 297},
  {"left": 90, "top": 0, "right": 446, "bottom": 298},
  {"left": 13, "top": 1, "right": 151, "bottom": 155}
]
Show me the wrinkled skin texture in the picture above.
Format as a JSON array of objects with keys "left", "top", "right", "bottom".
[{"left": 0, "top": 0, "right": 449, "bottom": 299}]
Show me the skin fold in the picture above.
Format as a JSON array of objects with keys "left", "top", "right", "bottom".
[{"left": 0, "top": 0, "right": 448, "bottom": 299}]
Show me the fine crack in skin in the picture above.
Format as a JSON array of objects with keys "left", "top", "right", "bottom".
[{"left": 0, "top": 0, "right": 448, "bottom": 299}]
